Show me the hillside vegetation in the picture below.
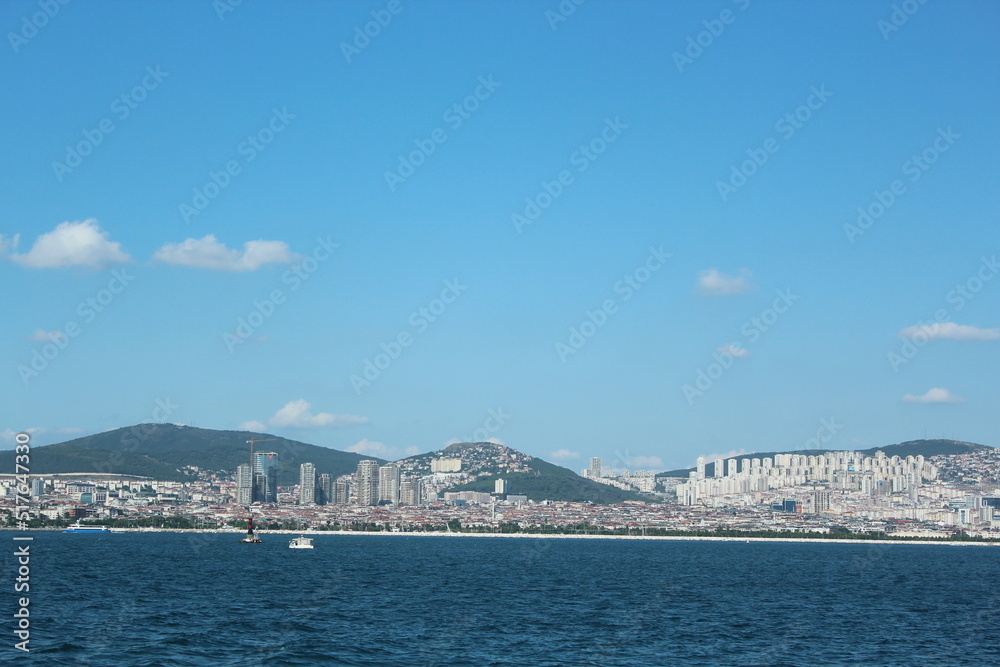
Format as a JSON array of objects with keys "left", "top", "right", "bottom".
[{"left": 1, "top": 424, "right": 378, "bottom": 484}]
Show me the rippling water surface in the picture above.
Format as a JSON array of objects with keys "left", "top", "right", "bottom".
[{"left": 6, "top": 532, "right": 999, "bottom": 665}]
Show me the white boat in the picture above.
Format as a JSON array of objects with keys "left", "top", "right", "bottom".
[
  {"left": 63, "top": 522, "right": 111, "bottom": 533},
  {"left": 289, "top": 535, "right": 314, "bottom": 549}
]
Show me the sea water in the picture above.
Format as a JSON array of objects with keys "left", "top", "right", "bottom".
[{"left": 6, "top": 532, "right": 998, "bottom": 666}]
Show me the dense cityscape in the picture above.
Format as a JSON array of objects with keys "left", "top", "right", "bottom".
[{"left": 3, "top": 442, "right": 999, "bottom": 540}]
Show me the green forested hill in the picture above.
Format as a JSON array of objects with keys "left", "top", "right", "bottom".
[
  {"left": 1, "top": 424, "right": 380, "bottom": 484},
  {"left": 450, "top": 455, "right": 651, "bottom": 503}
]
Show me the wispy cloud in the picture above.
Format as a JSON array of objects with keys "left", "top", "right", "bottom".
[
  {"left": 696, "top": 268, "right": 753, "bottom": 296},
  {"left": 902, "top": 388, "right": 965, "bottom": 404},
  {"left": 239, "top": 420, "right": 268, "bottom": 432},
  {"left": 717, "top": 343, "right": 750, "bottom": 359},
  {"left": 898, "top": 322, "right": 1000, "bottom": 341},
  {"left": 243, "top": 400, "right": 368, "bottom": 430},
  {"left": 1, "top": 426, "right": 84, "bottom": 446},
  {"left": 269, "top": 400, "right": 367, "bottom": 428},
  {"left": 628, "top": 455, "right": 664, "bottom": 469},
  {"left": 696, "top": 449, "right": 748, "bottom": 466},
  {"left": 550, "top": 449, "right": 580, "bottom": 461},
  {"left": 152, "top": 234, "right": 300, "bottom": 271},
  {"left": 1, "top": 219, "right": 131, "bottom": 269},
  {"left": 346, "top": 439, "right": 419, "bottom": 460},
  {"left": 28, "top": 328, "right": 62, "bottom": 341}
]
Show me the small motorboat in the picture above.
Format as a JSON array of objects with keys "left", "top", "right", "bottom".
[{"left": 289, "top": 535, "right": 314, "bottom": 549}]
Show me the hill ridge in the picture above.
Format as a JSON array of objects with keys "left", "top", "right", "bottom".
[{"left": 0, "top": 423, "right": 381, "bottom": 484}]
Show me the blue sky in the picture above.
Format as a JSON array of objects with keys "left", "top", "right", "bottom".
[{"left": 2, "top": 0, "right": 998, "bottom": 470}]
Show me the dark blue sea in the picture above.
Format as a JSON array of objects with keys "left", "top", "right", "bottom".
[{"left": 4, "top": 532, "right": 998, "bottom": 666}]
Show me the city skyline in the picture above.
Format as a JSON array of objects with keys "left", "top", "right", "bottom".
[{"left": 3, "top": 2, "right": 998, "bottom": 473}]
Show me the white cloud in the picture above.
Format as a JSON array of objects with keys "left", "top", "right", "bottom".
[
  {"left": 717, "top": 343, "right": 750, "bottom": 359},
  {"left": 28, "top": 329, "right": 61, "bottom": 341},
  {"left": 550, "top": 449, "right": 580, "bottom": 461},
  {"left": 1, "top": 219, "right": 131, "bottom": 269},
  {"left": 898, "top": 322, "right": 1000, "bottom": 341},
  {"left": 1, "top": 426, "right": 83, "bottom": 446},
  {"left": 903, "top": 388, "right": 965, "bottom": 404},
  {"left": 346, "top": 439, "right": 418, "bottom": 461},
  {"left": 696, "top": 268, "right": 753, "bottom": 296},
  {"left": 628, "top": 455, "right": 664, "bottom": 469},
  {"left": 1, "top": 429, "right": 34, "bottom": 445},
  {"left": 239, "top": 421, "right": 268, "bottom": 432},
  {"left": 151, "top": 235, "right": 300, "bottom": 271},
  {"left": 267, "top": 399, "right": 368, "bottom": 428},
  {"left": 696, "top": 449, "right": 748, "bottom": 466}
]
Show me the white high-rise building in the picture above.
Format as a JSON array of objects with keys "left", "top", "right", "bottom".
[
  {"left": 334, "top": 479, "right": 350, "bottom": 505},
  {"left": 431, "top": 458, "right": 462, "bottom": 473},
  {"left": 379, "top": 464, "right": 401, "bottom": 504},
  {"left": 356, "top": 460, "right": 380, "bottom": 505},
  {"left": 236, "top": 464, "right": 254, "bottom": 504},
  {"left": 812, "top": 491, "right": 832, "bottom": 513},
  {"left": 399, "top": 478, "right": 422, "bottom": 506},
  {"left": 590, "top": 457, "right": 603, "bottom": 479},
  {"left": 299, "top": 463, "right": 316, "bottom": 504}
]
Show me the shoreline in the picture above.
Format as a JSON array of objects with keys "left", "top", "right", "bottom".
[{"left": 15, "top": 527, "right": 1000, "bottom": 546}]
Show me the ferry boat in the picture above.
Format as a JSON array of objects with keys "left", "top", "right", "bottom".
[
  {"left": 288, "top": 535, "right": 314, "bottom": 549},
  {"left": 63, "top": 522, "right": 111, "bottom": 533}
]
